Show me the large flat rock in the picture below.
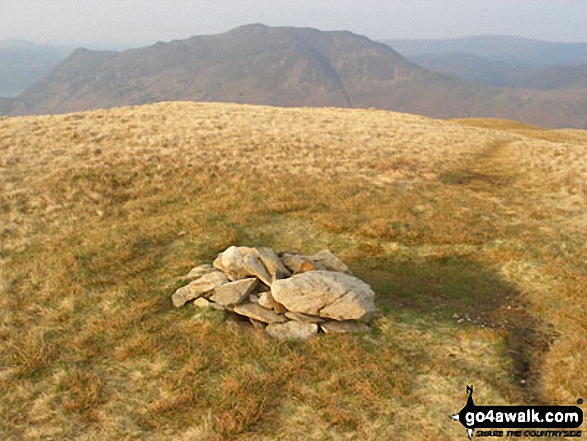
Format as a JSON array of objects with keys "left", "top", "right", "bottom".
[
  {"left": 210, "top": 278, "right": 258, "bottom": 307},
  {"left": 172, "top": 271, "right": 228, "bottom": 307},
  {"left": 232, "top": 303, "right": 287, "bottom": 324},
  {"left": 284, "top": 311, "right": 324, "bottom": 324},
  {"left": 271, "top": 271, "right": 376, "bottom": 320}
]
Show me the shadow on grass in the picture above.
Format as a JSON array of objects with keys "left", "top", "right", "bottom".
[{"left": 350, "top": 254, "right": 552, "bottom": 401}]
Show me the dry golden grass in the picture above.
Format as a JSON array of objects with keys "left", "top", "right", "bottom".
[{"left": 1, "top": 102, "right": 586, "bottom": 440}]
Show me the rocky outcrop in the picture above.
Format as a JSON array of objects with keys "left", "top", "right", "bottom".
[{"left": 172, "top": 246, "right": 379, "bottom": 340}]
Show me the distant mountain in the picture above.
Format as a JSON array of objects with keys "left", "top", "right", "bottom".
[
  {"left": 0, "top": 40, "right": 72, "bottom": 97},
  {"left": 5, "top": 25, "right": 587, "bottom": 129},
  {"left": 410, "top": 52, "right": 587, "bottom": 90},
  {"left": 382, "top": 35, "right": 587, "bottom": 67}
]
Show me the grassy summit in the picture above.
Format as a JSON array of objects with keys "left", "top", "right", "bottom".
[{"left": 1, "top": 102, "right": 585, "bottom": 439}]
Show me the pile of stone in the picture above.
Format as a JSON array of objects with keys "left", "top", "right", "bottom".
[{"left": 172, "top": 246, "right": 378, "bottom": 340}]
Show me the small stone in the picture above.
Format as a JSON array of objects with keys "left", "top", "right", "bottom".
[
  {"left": 233, "top": 303, "right": 287, "bottom": 324},
  {"left": 172, "top": 271, "right": 228, "bottom": 307},
  {"left": 282, "top": 253, "right": 323, "bottom": 273},
  {"left": 249, "top": 293, "right": 260, "bottom": 303},
  {"left": 312, "top": 250, "right": 351, "bottom": 274},
  {"left": 179, "top": 264, "right": 217, "bottom": 281},
  {"left": 266, "top": 321, "right": 318, "bottom": 341},
  {"left": 320, "top": 321, "right": 372, "bottom": 334},
  {"left": 285, "top": 311, "right": 324, "bottom": 324},
  {"left": 193, "top": 297, "right": 225, "bottom": 310},
  {"left": 193, "top": 297, "right": 214, "bottom": 308},
  {"left": 258, "top": 292, "right": 272, "bottom": 308},
  {"left": 210, "top": 278, "right": 258, "bottom": 307}
]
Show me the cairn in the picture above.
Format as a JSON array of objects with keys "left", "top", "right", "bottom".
[{"left": 172, "top": 246, "right": 378, "bottom": 340}]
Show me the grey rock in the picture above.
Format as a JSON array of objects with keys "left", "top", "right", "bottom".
[
  {"left": 210, "top": 278, "right": 258, "bottom": 307},
  {"left": 233, "top": 303, "right": 287, "bottom": 324},
  {"left": 172, "top": 271, "right": 228, "bottom": 307},
  {"left": 266, "top": 321, "right": 318, "bottom": 341},
  {"left": 320, "top": 321, "right": 372, "bottom": 334},
  {"left": 257, "top": 292, "right": 272, "bottom": 309},
  {"left": 271, "top": 271, "right": 376, "bottom": 320}
]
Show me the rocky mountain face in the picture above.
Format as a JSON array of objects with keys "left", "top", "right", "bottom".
[{"left": 5, "top": 25, "right": 587, "bottom": 128}]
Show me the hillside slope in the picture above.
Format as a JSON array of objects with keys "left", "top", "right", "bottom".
[
  {"left": 1, "top": 102, "right": 585, "bottom": 440},
  {"left": 6, "top": 25, "right": 587, "bottom": 129}
]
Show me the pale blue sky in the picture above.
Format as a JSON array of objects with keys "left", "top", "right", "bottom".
[{"left": 1, "top": 0, "right": 586, "bottom": 48}]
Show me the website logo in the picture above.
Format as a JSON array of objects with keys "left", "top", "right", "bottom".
[{"left": 450, "top": 385, "right": 583, "bottom": 439}]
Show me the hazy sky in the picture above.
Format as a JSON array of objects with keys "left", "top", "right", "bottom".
[{"left": 1, "top": 0, "right": 586, "bottom": 48}]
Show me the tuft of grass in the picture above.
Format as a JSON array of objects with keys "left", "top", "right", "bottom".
[
  {"left": 8, "top": 331, "right": 60, "bottom": 378},
  {"left": 59, "top": 367, "right": 105, "bottom": 418}
]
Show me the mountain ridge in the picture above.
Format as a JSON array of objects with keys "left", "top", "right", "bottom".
[{"left": 4, "top": 25, "right": 587, "bottom": 129}]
